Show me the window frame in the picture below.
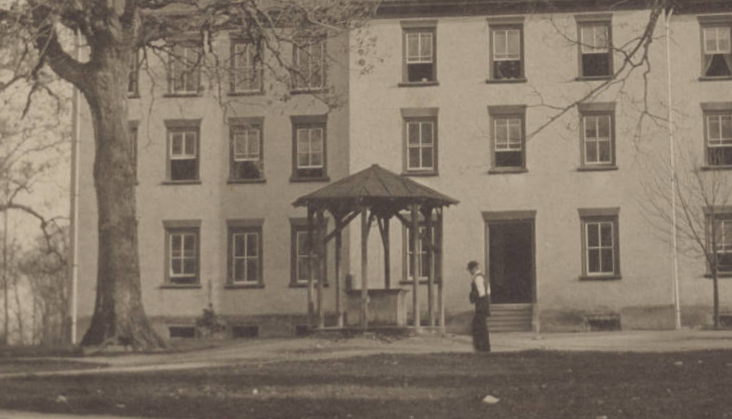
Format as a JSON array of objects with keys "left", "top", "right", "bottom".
[
  {"left": 230, "top": 38, "right": 264, "bottom": 95},
  {"left": 128, "top": 50, "right": 139, "bottom": 97},
  {"left": 400, "top": 20, "right": 438, "bottom": 86},
  {"left": 290, "top": 218, "right": 328, "bottom": 288},
  {"left": 401, "top": 108, "right": 439, "bottom": 176},
  {"left": 291, "top": 37, "right": 326, "bottom": 92},
  {"left": 579, "top": 208, "right": 621, "bottom": 280},
  {"left": 699, "top": 16, "right": 732, "bottom": 81},
  {"left": 227, "top": 220, "right": 264, "bottom": 288},
  {"left": 290, "top": 115, "right": 328, "bottom": 182},
  {"left": 401, "top": 223, "right": 439, "bottom": 283},
  {"left": 163, "top": 220, "right": 201, "bottom": 287},
  {"left": 488, "top": 105, "right": 527, "bottom": 173},
  {"left": 229, "top": 117, "right": 265, "bottom": 183},
  {"left": 488, "top": 19, "right": 525, "bottom": 83},
  {"left": 706, "top": 209, "right": 732, "bottom": 275},
  {"left": 168, "top": 41, "right": 202, "bottom": 96},
  {"left": 704, "top": 111, "right": 732, "bottom": 168},
  {"left": 575, "top": 16, "right": 613, "bottom": 80},
  {"left": 165, "top": 120, "right": 201, "bottom": 183},
  {"left": 578, "top": 103, "right": 616, "bottom": 170}
]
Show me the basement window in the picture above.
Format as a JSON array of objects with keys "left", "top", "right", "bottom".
[
  {"left": 231, "top": 325, "right": 260, "bottom": 339},
  {"left": 168, "top": 326, "right": 196, "bottom": 339}
]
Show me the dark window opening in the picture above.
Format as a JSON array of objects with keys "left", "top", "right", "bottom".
[
  {"left": 232, "top": 161, "right": 263, "bottom": 180},
  {"left": 407, "top": 63, "right": 434, "bottom": 83},
  {"left": 587, "top": 317, "right": 621, "bottom": 331},
  {"left": 495, "top": 151, "right": 523, "bottom": 168},
  {"left": 494, "top": 61, "right": 522, "bottom": 80},
  {"left": 706, "top": 54, "right": 732, "bottom": 77},
  {"left": 171, "top": 159, "right": 198, "bottom": 181},
  {"left": 709, "top": 147, "right": 732, "bottom": 166},
  {"left": 231, "top": 325, "right": 259, "bottom": 339},
  {"left": 295, "top": 324, "right": 310, "bottom": 336},
  {"left": 582, "top": 54, "right": 611, "bottom": 77},
  {"left": 719, "top": 315, "right": 732, "bottom": 328},
  {"left": 296, "top": 167, "right": 325, "bottom": 179},
  {"left": 169, "top": 326, "right": 196, "bottom": 339}
]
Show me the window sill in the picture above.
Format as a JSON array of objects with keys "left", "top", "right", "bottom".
[
  {"left": 699, "top": 76, "right": 732, "bottom": 82},
  {"left": 161, "top": 180, "right": 202, "bottom": 185},
  {"left": 160, "top": 284, "right": 203, "bottom": 289},
  {"left": 485, "top": 78, "right": 527, "bottom": 84},
  {"left": 290, "top": 282, "right": 329, "bottom": 289},
  {"left": 704, "top": 273, "right": 732, "bottom": 279},
  {"left": 225, "top": 283, "right": 265, "bottom": 289},
  {"left": 575, "top": 76, "right": 613, "bottom": 82},
  {"left": 290, "top": 176, "right": 330, "bottom": 183},
  {"left": 488, "top": 168, "right": 528, "bottom": 175},
  {"left": 290, "top": 88, "right": 325, "bottom": 95},
  {"left": 164, "top": 92, "right": 203, "bottom": 98},
  {"left": 578, "top": 275, "right": 621, "bottom": 281},
  {"left": 577, "top": 166, "right": 618, "bottom": 172},
  {"left": 228, "top": 90, "right": 265, "bottom": 97},
  {"left": 402, "top": 171, "right": 438, "bottom": 177},
  {"left": 701, "top": 165, "right": 732, "bottom": 171},
  {"left": 228, "top": 178, "right": 266, "bottom": 184},
  {"left": 398, "top": 81, "right": 439, "bottom": 88}
]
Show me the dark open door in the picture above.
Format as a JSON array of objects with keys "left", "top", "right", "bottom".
[{"left": 487, "top": 220, "right": 534, "bottom": 304}]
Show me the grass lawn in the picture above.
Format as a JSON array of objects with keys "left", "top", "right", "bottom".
[{"left": 0, "top": 350, "right": 731, "bottom": 419}]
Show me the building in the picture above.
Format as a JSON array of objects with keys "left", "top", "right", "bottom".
[{"left": 73, "top": 0, "right": 732, "bottom": 340}]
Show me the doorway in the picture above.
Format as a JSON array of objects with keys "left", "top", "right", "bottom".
[{"left": 486, "top": 220, "right": 534, "bottom": 304}]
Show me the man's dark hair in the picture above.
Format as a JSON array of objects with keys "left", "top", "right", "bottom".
[{"left": 467, "top": 261, "right": 479, "bottom": 270}]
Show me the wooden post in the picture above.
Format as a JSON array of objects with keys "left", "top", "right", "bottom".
[
  {"left": 335, "top": 216, "right": 343, "bottom": 328},
  {"left": 411, "top": 204, "right": 421, "bottom": 333},
  {"left": 317, "top": 210, "right": 325, "bottom": 329},
  {"left": 437, "top": 208, "right": 445, "bottom": 332},
  {"left": 425, "top": 207, "right": 435, "bottom": 327},
  {"left": 361, "top": 207, "right": 369, "bottom": 329},
  {"left": 307, "top": 207, "right": 315, "bottom": 329},
  {"left": 383, "top": 217, "right": 391, "bottom": 289}
]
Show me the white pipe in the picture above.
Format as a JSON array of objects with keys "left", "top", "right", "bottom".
[
  {"left": 68, "top": 29, "right": 81, "bottom": 344},
  {"left": 665, "top": 7, "right": 681, "bottom": 330}
]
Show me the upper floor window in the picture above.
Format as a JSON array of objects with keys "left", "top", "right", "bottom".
[
  {"left": 229, "top": 117, "right": 264, "bottom": 181},
  {"left": 231, "top": 40, "right": 263, "bottom": 93},
  {"left": 577, "top": 17, "right": 612, "bottom": 78},
  {"left": 579, "top": 208, "right": 620, "bottom": 280},
  {"left": 705, "top": 112, "right": 732, "bottom": 166},
  {"left": 227, "top": 220, "right": 264, "bottom": 286},
  {"left": 702, "top": 24, "right": 732, "bottom": 78},
  {"left": 489, "top": 24, "right": 524, "bottom": 81},
  {"left": 165, "top": 120, "right": 200, "bottom": 182},
  {"left": 401, "top": 20, "right": 437, "bottom": 84},
  {"left": 489, "top": 105, "right": 526, "bottom": 172},
  {"left": 402, "top": 108, "right": 438, "bottom": 175},
  {"left": 292, "top": 38, "right": 325, "bottom": 91},
  {"left": 164, "top": 220, "right": 201, "bottom": 286},
  {"left": 579, "top": 103, "right": 616, "bottom": 169},
  {"left": 169, "top": 42, "right": 202, "bottom": 95},
  {"left": 291, "top": 115, "right": 327, "bottom": 181}
]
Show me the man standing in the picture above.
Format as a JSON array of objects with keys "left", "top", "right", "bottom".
[{"left": 468, "top": 261, "right": 491, "bottom": 352}]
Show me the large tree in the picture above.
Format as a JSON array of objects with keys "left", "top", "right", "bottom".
[{"left": 0, "top": 0, "right": 377, "bottom": 349}]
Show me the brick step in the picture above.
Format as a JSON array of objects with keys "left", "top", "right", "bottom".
[{"left": 487, "top": 304, "right": 533, "bottom": 332}]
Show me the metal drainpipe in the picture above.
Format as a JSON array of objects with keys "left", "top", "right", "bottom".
[
  {"left": 665, "top": 7, "right": 681, "bottom": 330},
  {"left": 68, "top": 29, "right": 81, "bottom": 344}
]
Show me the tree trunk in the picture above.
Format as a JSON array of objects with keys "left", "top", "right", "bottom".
[{"left": 79, "top": 44, "right": 165, "bottom": 349}]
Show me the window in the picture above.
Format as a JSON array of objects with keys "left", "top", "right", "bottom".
[
  {"left": 701, "top": 24, "right": 732, "bottom": 78},
  {"left": 489, "top": 106, "right": 526, "bottom": 171},
  {"left": 169, "top": 43, "right": 202, "bottom": 94},
  {"left": 705, "top": 112, "right": 732, "bottom": 166},
  {"left": 401, "top": 21, "right": 437, "bottom": 84},
  {"left": 128, "top": 52, "right": 139, "bottom": 96},
  {"left": 291, "top": 115, "right": 327, "bottom": 181},
  {"left": 579, "top": 103, "right": 616, "bottom": 168},
  {"left": 166, "top": 120, "right": 200, "bottom": 182},
  {"left": 577, "top": 19, "right": 612, "bottom": 78},
  {"left": 129, "top": 122, "right": 138, "bottom": 182},
  {"left": 490, "top": 25, "right": 524, "bottom": 81},
  {"left": 402, "top": 108, "right": 438, "bottom": 175},
  {"left": 164, "top": 221, "right": 200, "bottom": 286},
  {"left": 708, "top": 214, "right": 732, "bottom": 274},
  {"left": 231, "top": 40, "right": 263, "bottom": 93},
  {"left": 229, "top": 118, "right": 264, "bottom": 181},
  {"left": 404, "top": 225, "right": 436, "bottom": 281},
  {"left": 227, "top": 221, "right": 263, "bottom": 286},
  {"left": 579, "top": 208, "right": 620, "bottom": 279},
  {"left": 292, "top": 38, "right": 325, "bottom": 91},
  {"left": 290, "top": 220, "right": 327, "bottom": 287}
]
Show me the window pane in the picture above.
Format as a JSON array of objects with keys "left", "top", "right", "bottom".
[
  {"left": 600, "top": 249, "right": 614, "bottom": 273},
  {"left": 297, "top": 232, "right": 309, "bottom": 256},
  {"left": 311, "top": 129, "right": 323, "bottom": 150},
  {"left": 722, "top": 116, "right": 732, "bottom": 140},
  {"left": 421, "top": 122, "right": 433, "bottom": 144},
  {"left": 234, "top": 234, "right": 246, "bottom": 257},
  {"left": 709, "top": 116, "right": 721, "bottom": 141},
  {"left": 587, "top": 223, "right": 599, "bottom": 247},
  {"left": 184, "top": 234, "right": 195, "bottom": 255},
  {"left": 600, "top": 223, "right": 613, "bottom": 247},
  {"left": 595, "top": 26, "right": 609, "bottom": 50},
  {"left": 171, "top": 159, "right": 197, "bottom": 181},
  {"left": 588, "top": 249, "right": 600, "bottom": 272},
  {"left": 599, "top": 141, "right": 611, "bottom": 162},
  {"left": 421, "top": 147, "right": 433, "bottom": 168},
  {"left": 408, "top": 147, "right": 420, "bottom": 169},
  {"left": 585, "top": 141, "right": 598, "bottom": 163},
  {"left": 185, "top": 132, "right": 196, "bottom": 156},
  {"left": 183, "top": 258, "right": 196, "bottom": 275},
  {"left": 171, "top": 133, "right": 183, "bottom": 156},
  {"left": 509, "top": 119, "right": 521, "bottom": 143},
  {"left": 507, "top": 30, "right": 520, "bottom": 56},
  {"left": 407, "top": 33, "right": 419, "bottom": 59},
  {"left": 247, "top": 259, "right": 259, "bottom": 282},
  {"left": 494, "top": 30, "right": 507, "bottom": 56},
  {"left": 311, "top": 152, "right": 323, "bottom": 167},
  {"left": 234, "top": 259, "right": 245, "bottom": 281},
  {"left": 585, "top": 117, "right": 598, "bottom": 138},
  {"left": 297, "top": 258, "right": 310, "bottom": 281},
  {"left": 298, "top": 152, "right": 310, "bottom": 167},
  {"left": 408, "top": 122, "right": 420, "bottom": 145},
  {"left": 171, "top": 259, "right": 182, "bottom": 275},
  {"left": 171, "top": 234, "right": 181, "bottom": 252},
  {"left": 420, "top": 33, "right": 432, "bottom": 60},
  {"left": 247, "top": 233, "right": 258, "bottom": 256},
  {"left": 705, "top": 28, "right": 718, "bottom": 53},
  {"left": 598, "top": 116, "right": 610, "bottom": 138}
]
